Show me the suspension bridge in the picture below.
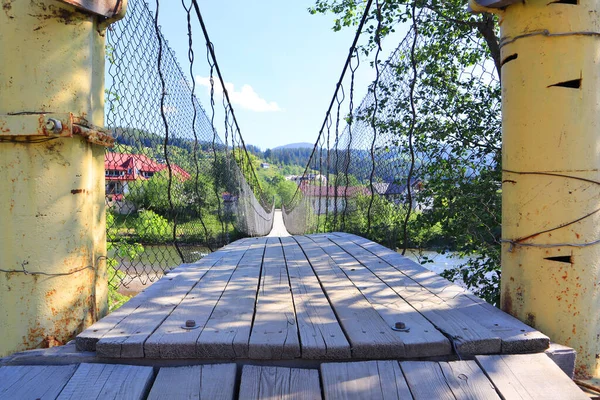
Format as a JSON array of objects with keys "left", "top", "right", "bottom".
[{"left": 0, "top": 0, "right": 598, "bottom": 398}]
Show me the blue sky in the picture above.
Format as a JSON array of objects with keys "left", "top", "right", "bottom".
[{"left": 150, "top": 0, "right": 404, "bottom": 150}]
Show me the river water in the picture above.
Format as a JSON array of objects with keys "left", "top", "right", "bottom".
[{"left": 402, "top": 249, "right": 469, "bottom": 275}]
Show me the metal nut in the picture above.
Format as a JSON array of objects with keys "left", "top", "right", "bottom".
[
  {"left": 45, "top": 118, "right": 62, "bottom": 133},
  {"left": 185, "top": 319, "right": 196, "bottom": 328}
]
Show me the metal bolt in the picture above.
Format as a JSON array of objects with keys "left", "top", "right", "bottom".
[
  {"left": 185, "top": 319, "right": 196, "bottom": 328},
  {"left": 45, "top": 118, "right": 62, "bottom": 133},
  {"left": 395, "top": 322, "right": 406, "bottom": 330}
]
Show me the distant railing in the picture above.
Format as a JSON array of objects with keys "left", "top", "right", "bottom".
[{"left": 105, "top": 0, "right": 274, "bottom": 291}]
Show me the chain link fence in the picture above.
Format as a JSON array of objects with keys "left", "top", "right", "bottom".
[
  {"left": 283, "top": 11, "right": 502, "bottom": 302},
  {"left": 105, "top": 0, "right": 273, "bottom": 290}
]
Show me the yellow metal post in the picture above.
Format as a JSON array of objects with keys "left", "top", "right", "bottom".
[
  {"left": 499, "top": 1, "right": 600, "bottom": 378},
  {"left": 0, "top": 0, "right": 122, "bottom": 357}
]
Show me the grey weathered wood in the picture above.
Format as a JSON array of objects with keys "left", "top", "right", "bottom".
[
  {"left": 200, "top": 364, "right": 238, "bottom": 399},
  {"left": 317, "top": 235, "right": 451, "bottom": 358},
  {"left": 400, "top": 362, "right": 455, "bottom": 400},
  {"left": 57, "top": 363, "right": 154, "bottom": 400},
  {"left": 326, "top": 233, "right": 500, "bottom": 355},
  {"left": 148, "top": 366, "right": 202, "bottom": 400},
  {"left": 476, "top": 354, "right": 589, "bottom": 400},
  {"left": 144, "top": 245, "right": 249, "bottom": 358},
  {"left": 196, "top": 239, "right": 266, "bottom": 358},
  {"left": 280, "top": 237, "right": 351, "bottom": 359},
  {"left": 439, "top": 360, "right": 501, "bottom": 399},
  {"left": 76, "top": 250, "right": 223, "bottom": 352},
  {"left": 249, "top": 238, "right": 301, "bottom": 359},
  {"left": 95, "top": 246, "right": 239, "bottom": 358},
  {"left": 339, "top": 232, "right": 549, "bottom": 353},
  {"left": 0, "top": 365, "right": 77, "bottom": 400},
  {"left": 295, "top": 235, "right": 405, "bottom": 359},
  {"left": 147, "top": 364, "right": 237, "bottom": 400},
  {"left": 321, "top": 360, "right": 412, "bottom": 400},
  {"left": 79, "top": 239, "right": 253, "bottom": 352},
  {"left": 239, "top": 365, "right": 321, "bottom": 400}
]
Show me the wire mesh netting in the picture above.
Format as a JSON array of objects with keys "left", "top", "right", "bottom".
[
  {"left": 105, "top": 0, "right": 273, "bottom": 289},
  {"left": 283, "top": 12, "right": 502, "bottom": 301}
]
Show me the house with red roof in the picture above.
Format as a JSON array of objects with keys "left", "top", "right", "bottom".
[
  {"left": 105, "top": 152, "right": 190, "bottom": 200},
  {"left": 300, "top": 184, "right": 369, "bottom": 215}
]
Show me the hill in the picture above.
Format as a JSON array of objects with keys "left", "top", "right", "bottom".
[{"left": 272, "top": 142, "right": 314, "bottom": 150}]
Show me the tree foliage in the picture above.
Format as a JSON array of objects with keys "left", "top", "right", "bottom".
[{"left": 311, "top": 0, "right": 503, "bottom": 304}]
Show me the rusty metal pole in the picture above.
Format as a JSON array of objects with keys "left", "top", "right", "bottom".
[
  {"left": 472, "top": 0, "right": 600, "bottom": 378},
  {"left": 0, "top": 0, "right": 124, "bottom": 357}
]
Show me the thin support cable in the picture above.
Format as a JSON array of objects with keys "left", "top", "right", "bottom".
[
  {"left": 366, "top": 0, "right": 383, "bottom": 237},
  {"left": 154, "top": 0, "right": 184, "bottom": 263}
]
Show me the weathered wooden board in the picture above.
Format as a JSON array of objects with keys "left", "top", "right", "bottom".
[
  {"left": 316, "top": 235, "right": 451, "bottom": 358},
  {"left": 321, "top": 360, "right": 412, "bottom": 399},
  {"left": 95, "top": 244, "right": 242, "bottom": 358},
  {"left": 295, "top": 235, "right": 406, "bottom": 359},
  {"left": 400, "top": 362, "right": 455, "bottom": 400},
  {"left": 476, "top": 354, "right": 588, "bottom": 400},
  {"left": 248, "top": 238, "right": 301, "bottom": 359},
  {"left": 76, "top": 251, "right": 223, "bottom": 352},
  {"left": 439, "top": 360, "right": 500, "bottom": 399},
  {"left": 0, "top": 365, "right": 77, "bottom": 400},
  {"left": 196, "top": 238, "right": 266, "bottom": 358},
  {"left": 144, "top": 244, "right": 250, "bottom": 358},
  {"left": 280, "top": 236, "right": 351, "bottom": 359},
  {"left": 239, "top": 365, "right": 321, "bottom": 400},
  {"left": 327, "top": 233, "right": 500, "bottom": 355},
  {"left": 338, "top": 232, "right": 549, "bottom": 353},
  {"left": 147, "top": 364, "right": 237, "bottom": 400},
  {"left": 57, "top": 363, "right": 154, "bottom": 400}
]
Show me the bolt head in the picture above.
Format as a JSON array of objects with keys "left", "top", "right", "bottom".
[
  {"left": 185, "top": 319, "right": 196, "bottom": 328},
  {"left": 45, "top": 118, "right": 62, "bottom": 133},
  {"left": 395, "top": 322, "right": 406, "bottom": 330}
]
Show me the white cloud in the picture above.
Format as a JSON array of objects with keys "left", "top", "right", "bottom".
[{"left": 195, "top": 76, "right": 281, "bottom": 113}]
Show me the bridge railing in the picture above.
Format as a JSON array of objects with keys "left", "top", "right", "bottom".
[
  {"left": 104, "top": 0, "right": 273, "bottom": 290},
  {"left": 283, "top": 13, "right": 501, "bottom": 303}
]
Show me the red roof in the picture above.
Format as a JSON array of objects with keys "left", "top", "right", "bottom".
[
  {"left": 300, "top": 184, "right": 370, "bottom": 197},
  {"left": 105, "top": 153, "right": 191, "bottom": 181}
]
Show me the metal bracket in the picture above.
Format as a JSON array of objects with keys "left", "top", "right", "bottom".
[
  {"left": 0, "top": 113, "right": 74, "bottom": 138},
  {"left": 55, "top": 0, "right": 125, "bottom": 18},
  {"left": 0, "top": 113, "right": 114, "bottom": 147}
]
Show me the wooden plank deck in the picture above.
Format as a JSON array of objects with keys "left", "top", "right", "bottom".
[
  {"left": 0, "top": 355, "right": 587, "bottom": 399},
  {"left": 77, "top": 233, "right": 549, "bottom": 361},
  {"left": 2, "top": 233, "right": 586, "bottom": 398}
]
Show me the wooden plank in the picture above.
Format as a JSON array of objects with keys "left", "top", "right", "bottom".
[
  {"left": 147, "top": 364, "right": 237, "bottom": 400},
  {"left": 321, "top": 360, "right": 412, "bottom": 399},
  {"left": 200, "top": 364, "right": 238, "bottom": 399},
  {"left": 295, "top": 235, "right": 405, "bottom": 359},
  {"left": 439, "top": 360, "right": 500, "bottom": 399},
  {"left": 248, "top": 238, "right": 300, "bottom": 359},
  {"left": 280, "top": 237, "right": 351, "bottom": 359},
  {"left": 95, "top": 245, "right": 241, "bottom": 358},
  {"left": 148, "top": 366, "right": 202, "bottom": 400},
  {"left": 239, "top": 365, "right": 321, "bottom": 400},
  {"left": 476, "top": 354, "right": 588, "bottom": 400},
  {"left": 0, "top": 365, "right": 77, "bottom": 400},
  {"left": 196, "top": 239, "right": 266, "bottom": 358},
  {"left": 322, "top": 233, "right": 500, "bottom": 356},
  {"left": 144, "top": 245, "right": 249, "bottom": 358},
  {"left": 338, "top": 232, "right": 549, "bottom": 353},
  {"left": 76, "top": 251, "right": 223, "bottom": 352},
  {"left": 77, "top": 239, "right": 254, "bottom": 352},
  {"left": 57, "top": 363, "right": 154, "bottom": 400},
  {"left": 315, "top": 235, "right": 451, "bottom": 358},
  {"left": 400, "top": 362, "right": 455, "bottom": 400}
]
